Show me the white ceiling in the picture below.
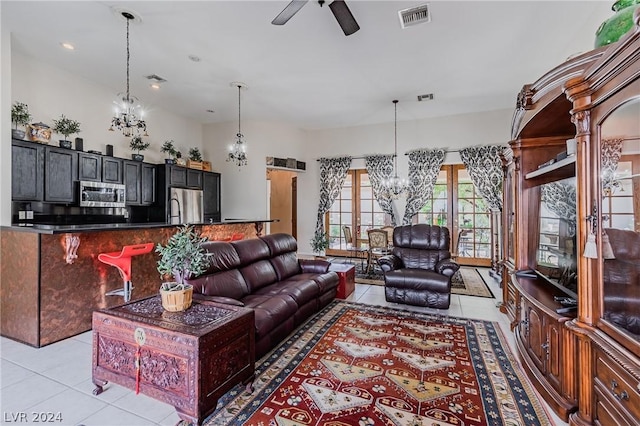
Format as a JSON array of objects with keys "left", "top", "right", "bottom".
[{"left": 2, "top": 1, "right": 614, "bottom": 130}]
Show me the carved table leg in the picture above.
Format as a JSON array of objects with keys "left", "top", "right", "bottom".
[
  {"left": 92, "top": 378, "right": 108, "bottom": 395},
  {"left": 244, "top": 374, "right": 255, "bottom": 394}
]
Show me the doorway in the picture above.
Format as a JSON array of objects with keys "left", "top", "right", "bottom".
[{"left": 266, "top": 169, "right": 298, "bottom": 236}]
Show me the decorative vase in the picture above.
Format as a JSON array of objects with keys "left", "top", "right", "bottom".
[
  {"left": 160, "top": 284, "right": 193, "bottom": 312},
  {"left": 165, "top": 158, "right": 176, "bottom": 165},
  {"left": 11, "top": 129, "right": 25, "bottom": 140},
  {"left": 132, "top": 153, "right": 144, "bottom": 162},
  {"left": 595, "top": 0, "right": 640, "bottom": 48},
  {"left": 59, "top": 140, "right": 72, "bottom": 149}
]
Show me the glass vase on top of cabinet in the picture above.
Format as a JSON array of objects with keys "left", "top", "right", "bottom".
[{"left": 503, "top": 16, "right": 640, "bottom": 426}]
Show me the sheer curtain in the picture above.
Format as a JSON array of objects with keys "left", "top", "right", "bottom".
[
  {"left": 365, "top": 155, "right": 397, "bottom": 226},
  {"left": 403, "top": 148, "right": 446, "bottom": 225},
  {"left": 313, "top": 156, "right": 352, "bottom": 248},
  {"left": 459, "top": 145, "right": 507, "bottom": 211}
]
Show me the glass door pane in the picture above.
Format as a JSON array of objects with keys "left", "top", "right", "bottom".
[{"left": 455, "top": 166, "right": 491, "bottom": 266}]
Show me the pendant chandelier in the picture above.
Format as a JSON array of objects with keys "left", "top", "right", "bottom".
[
  {"left": 109, "top": 11, "right": 147, "bottom": 137},
  {"left": 382, "top": 100, "right": 408, "bottom": 198},
  {"left": 227, "top": 82, "right": 248, "bottom": 167}
]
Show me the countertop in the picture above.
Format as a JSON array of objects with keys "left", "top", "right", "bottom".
[{"left": 2, "top": 219, "right": 275, "bottom": 234}]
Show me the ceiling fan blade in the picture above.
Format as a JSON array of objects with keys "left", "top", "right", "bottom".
[
  {"left": 328, "top": 0, "right": 360, "bottom": 36},
  {"left": 272, "top": 0, "right": 309, "bottom": 25}
]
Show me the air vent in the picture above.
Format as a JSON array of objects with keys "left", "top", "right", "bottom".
[
  {"left": 417, "top": 93, "right": 434, "bottom": 102},
  {"left": 145, "top": 74, "right": 167, "bottom": 84},
  {"left": 398, "top": 4, "right": 431, "bottom": 29}
]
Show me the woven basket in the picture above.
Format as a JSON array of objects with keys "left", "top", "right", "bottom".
[{"left": 160, "top": 284, "right": 193, "bottom": 312}]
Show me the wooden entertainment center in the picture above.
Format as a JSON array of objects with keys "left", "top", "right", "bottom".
[{"left": 501, "top": 13, "right": 640, "bottom": 426}]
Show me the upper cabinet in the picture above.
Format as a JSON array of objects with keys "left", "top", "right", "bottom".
[{"left": 11, "top": 139, "right": 43, "bottom": 201}]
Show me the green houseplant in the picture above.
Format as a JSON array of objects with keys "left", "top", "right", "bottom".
[
  {"left": 189, "top": 147, "right": 203, "bottom": 161},
  {"left": 52, "top": 114, "right": 81, "bottom": 149},
  {"left": 130, "top": 135, "right": 150, "bottom": 161},
  {"left": 310, "top": 231, "right": 330, "bottom": 257},
  {"left": 11, "top": 102, "right": 32, "bottom": 140},
  {"left": 161, "top": 139, "right": 178, "bottom": 164},
  {"left": 155, "top": 225, "right": 213, "bottom": 311}
]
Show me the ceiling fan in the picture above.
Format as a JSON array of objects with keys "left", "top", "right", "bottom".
[{"left": 272, "top": 0, "right": 360, "bottom": 36}]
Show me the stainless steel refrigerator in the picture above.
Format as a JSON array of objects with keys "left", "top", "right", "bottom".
[{"left": 168, "top": 187, "right": 204, "bottom": 224}]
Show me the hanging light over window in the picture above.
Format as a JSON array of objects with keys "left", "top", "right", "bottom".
[
  {"left": 382, "top": 100, "right": 408, "bottom": 198},
  {"left": 227, "top": 82, "right": 248, "bottom": 167},
  {"left": 109, "top": 11, "right": 148, "bottom": 137}
]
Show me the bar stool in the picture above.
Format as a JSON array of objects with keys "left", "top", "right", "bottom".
[{"left": 98, "top": 243, "right": 154, "bottom": 303}]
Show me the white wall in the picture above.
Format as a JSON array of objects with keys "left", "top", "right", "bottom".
[
  {"left": 1, "top": 27, "right": 12, "bottom": 225},
  {"left": 3, "top": 41, "right": 514, "bottom": 255},
  {"left": 202, "top": 120, "right": 306, "bottom": 221},
  {"left": 201, "top": 108, "right": 512, "bottom": 255},
  {"left": 10, "top": 52, "right": 203, "bottom": 164}
]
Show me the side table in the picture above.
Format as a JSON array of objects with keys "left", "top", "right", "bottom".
[
  {"left": 92, "top": 296, "right": 255, "bottom": 425},
  {"left": 329, "top": 263, "right": 355, "bottom": 299}
]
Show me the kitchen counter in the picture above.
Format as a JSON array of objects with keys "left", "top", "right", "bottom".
[
  {"left": 0, "top": 219, "right": 274, "bottom": 347},
  {"left": 3, "top": 219, "right": 275, "bottom": 234}
]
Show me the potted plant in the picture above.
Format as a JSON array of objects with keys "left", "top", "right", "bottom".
[
  {"left": 11, "top": 102, "right": 32, "bottom": 140},
  {"left": 52, "top": 114, "right": 81, "bottom": 149},
  {"left": 187, "top": 147, "right": 203, "bottom": 169},
  {"left": 310, "top": 231, "right": 330, "bottom": 258},
  {"left": 161, "top": 140, "right": 178, "bottom": 164},
  {"left": 130, "top": 135, "right": 150, "bottom": 161},
  {"left": 155, "top": 225, "right": 213, "bottom": 311}
]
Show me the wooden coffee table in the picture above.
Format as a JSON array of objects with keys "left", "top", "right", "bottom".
[{"left": 92, "top": 295, "right": 255, "bottom": 425}]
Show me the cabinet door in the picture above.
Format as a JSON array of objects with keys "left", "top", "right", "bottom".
[
  {"left": 203, "top": 172, "right": 221, "bottom": 221},
  {"left": 123, "top": 160, "right": 141, "bottom": 205},
  {"left": 187, "top": 169, "right": 203, "bottom": 189},
  {"left": 522, "top": 299, "right": 546, "bottom": 374},
  {"left": 168, "top": 166, "right": 187, "bottom": 187},
  {"left": 141, "top": 163, "right": 156, "bottom": 205},
  {"left": 78, "top": 152, "right": 102, "bottom": 182},
  {"left": 545, "top": 319, "right": 562, "bottom": 391},
  {"left": 44, "top": 146, "right": 77, "bottom": 203},
  {"left": 12, "top": 140, "right": 43, "bottom": 201},
  {"left": 102, "top": 158, "right": 123, "bottom": 184}
]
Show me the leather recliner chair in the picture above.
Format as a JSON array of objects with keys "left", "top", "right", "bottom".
[{"left": 378, "top": 224, "right": 460, "bottom": 309}]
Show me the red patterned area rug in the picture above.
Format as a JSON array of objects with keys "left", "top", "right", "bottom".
[{"left": 205, "top": 301, "right": 550, "bottom": 425}]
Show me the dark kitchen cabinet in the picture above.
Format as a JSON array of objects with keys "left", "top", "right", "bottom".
[
  {"left": 141, "top": 163, "right": 156, "bottom": 205},
  {"left": 78, "top": 152, "right": 102, "bottom": 182},
  {"left": 11, "top": 139, "right": 43, "bottom": 201},
  {"left": 187, "top": 169, "right": 203, "bottom": 189},
  {"left": 44, "top": 146, "right": 77, "bottom": 203},
  {"left": 102, "top": 157, "right": 123, "bottom": 184},
  {"left": 203, "top": 171, "right": 221, "bottom": 222},
  {"left": 123, "top": 160, "right": 155, "bottom": 206}
]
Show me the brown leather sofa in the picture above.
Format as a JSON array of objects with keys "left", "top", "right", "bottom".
[
  {"left": 186, "top": 233, "right": 339, "bottom": 358},
  {"left": 603, "top": 228, "right": 640, "bottom": 337},
  {"left": 378, "top": 224, "right": 460, "bottom": 309}
]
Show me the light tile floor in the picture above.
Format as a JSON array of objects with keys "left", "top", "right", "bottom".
[{"left": 0, "top": 268, "right": 565, "bottom": 425}]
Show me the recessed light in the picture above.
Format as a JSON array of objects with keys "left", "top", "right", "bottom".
[
  {"left": 150, "top": 83, "right": 160, "bottom": 90},
  {"left": 60, "top": 42, "right": 75, "bottom": 50}
]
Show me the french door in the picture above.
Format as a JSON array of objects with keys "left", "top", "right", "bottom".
[{"left": 325, "top": 165, "right": 492, "bottom": 267}]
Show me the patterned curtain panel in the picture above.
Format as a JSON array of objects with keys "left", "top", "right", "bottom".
[
  {"left": 365, "top": 155, "right": 397, "bottom": 226},
  {"left": 460, "top": 145, "right": 507, "bottom": 211},
  {"left": 601, "top": 138, "right": 623, "bottom": 195},
  {"left": 402, "top": 148, "right": 446, "bottom": 225},
  {"left": 541, "top": 181, "right": 577, "bottom": 237},
  {"left": 314, "top": 156, "right": 352, "bottom": 243}
]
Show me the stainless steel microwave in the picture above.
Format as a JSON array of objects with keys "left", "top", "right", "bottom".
[{"left": 79, "top": 181, "right": 126, "bottom": 207}]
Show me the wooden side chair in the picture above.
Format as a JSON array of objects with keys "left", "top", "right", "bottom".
[{"left": 366, "top": 228, "right": 390, "bottom": 274}]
